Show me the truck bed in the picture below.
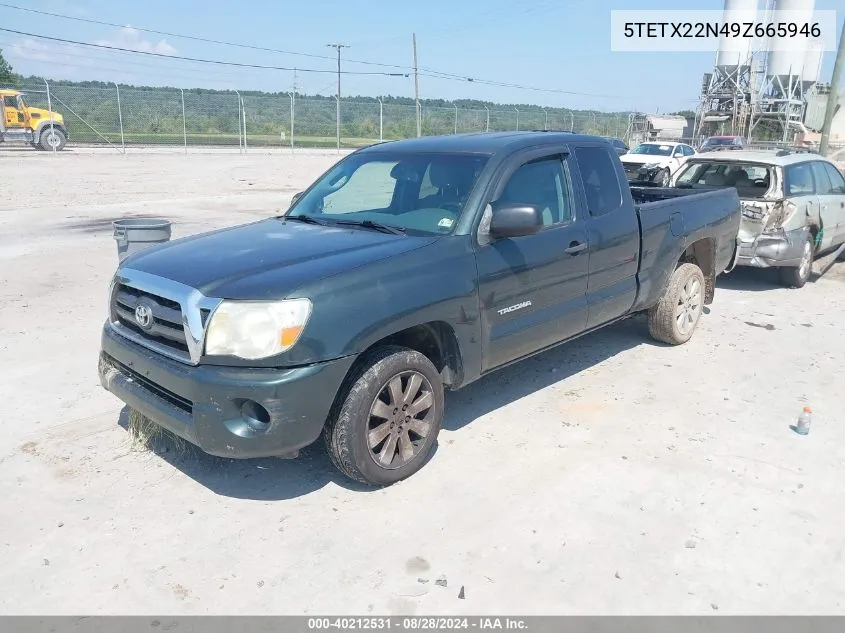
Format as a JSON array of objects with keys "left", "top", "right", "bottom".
[{"left": 629, "top": 184, "right": 741, "bottom": 312}]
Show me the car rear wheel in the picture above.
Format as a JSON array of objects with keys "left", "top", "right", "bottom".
[
  {"left": 778, "top": 234, "right": 813, "bottom": 288},
  {"left": 324, "top": 345, "right": 444, "bottom": 486},
  {"left": 648, "top": 263, "right": 705, "bottom": 345}
]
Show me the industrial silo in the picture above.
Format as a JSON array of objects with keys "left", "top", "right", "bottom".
[
  {"left": 715, "top": 0, "right": 758, "bottom": 75},
  {"left": 766, "top": 0, "right": 815, "bottom": 97},
  {"left": 801, "top": 39, "right": 824, "bottom": 92}
]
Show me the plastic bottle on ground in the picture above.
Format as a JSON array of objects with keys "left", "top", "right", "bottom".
[{"left": 794, "top": 406, "right": 812, "bottom": 435}]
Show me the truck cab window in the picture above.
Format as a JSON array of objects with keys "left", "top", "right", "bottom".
[
  {"left": 498, "top": 157, "right": 570, "bottom": 227},
  {"left": 3, "top": 96, "right": 17, "bottom": 108},
  {"left": 573, "top": 146, "right": 622, "bottom": 216}
]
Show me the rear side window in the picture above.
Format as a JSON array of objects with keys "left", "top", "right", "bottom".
[
  {"left": 810, "top": 162, "right": 833, "bottom": 195},
  {"left": 822, "top": 163, "right": 845, "bottom": 194},
  {"left": 785, "top": 163, "right": 815, "bottom": 196},
  {"left": 574, "top": 146, "right": 623, "bottom": 216}
]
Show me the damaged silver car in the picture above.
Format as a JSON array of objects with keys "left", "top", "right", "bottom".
[{"left": 672, "top": 150, "right": 845, "bottom": 287}]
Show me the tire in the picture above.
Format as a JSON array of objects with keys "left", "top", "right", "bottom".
[
  {"left": 39, "top": 128, "right": 66, "bottom": 151},
  {"left": 648, "top": 263, "right": 706, "bottom": 345},
  {"left": 655, "top": 168, "right": 670, "bottom": 187},
  {"left": 778, "top": 233, "right": 813, "bottom": 288},
  {"left": 324, "top": 345, "right": 445, "bottom": 486}
]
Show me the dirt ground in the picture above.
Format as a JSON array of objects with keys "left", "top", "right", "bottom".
[{"left": 1, "top": 147, "right": 844, "bottom": 615}]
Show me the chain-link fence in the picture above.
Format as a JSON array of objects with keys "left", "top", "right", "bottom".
[{"left": 4, "top": 80, "right": 635, "bottom": 152}]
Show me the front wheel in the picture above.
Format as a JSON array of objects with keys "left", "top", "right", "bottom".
[
  {"left": 778, "top": 233, "right": 813, "bottom": 288},
  {"left": 648, "top": 263, "right": 706, "bottom": 345},
  {"left": 655, "top": 168, "right": 670, "bottom": 187},
  {"left": 39, "top": 128, "right": 66, "bottom": 151},
  {"left": 324, "top": 346, "right": 444, "bottom": 486}
]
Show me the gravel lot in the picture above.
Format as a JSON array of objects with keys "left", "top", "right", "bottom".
[{"left": 1, "top": 147, "right": 844, "bottom": 615}]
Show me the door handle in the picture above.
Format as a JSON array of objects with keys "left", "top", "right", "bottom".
[{"left": 565, "top": 241, "right": 588, "bottom": 255}]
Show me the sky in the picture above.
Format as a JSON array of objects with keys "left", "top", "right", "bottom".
[{"left": 0, "top": 0, "right": 841, "bottom": 113}]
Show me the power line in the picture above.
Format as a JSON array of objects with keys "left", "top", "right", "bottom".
[
  {"left": 0, "top": 3, "right": 629, "bottom": 100},
  {"left": 0, "top": 28, "right": 409, "bottom": 77},
  {"left": 0, "top": 2, "right": 411, "bottom": 72}
]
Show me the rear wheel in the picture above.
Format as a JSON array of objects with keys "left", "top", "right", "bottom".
[
  {"left": 39, "top": 128, "right": 66, "bottom": 151},
  {"left": 648, "top": 263, "right": 705, "bottom": 345},
  {"left": 324, "top": 346, "right": 444, "bottom": 486},
  {"left": 778, "top": 233, "right": 813, "bottom": 288}
]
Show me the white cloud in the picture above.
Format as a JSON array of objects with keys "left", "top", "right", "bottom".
[
  {"left": 94, "top": 26, "right": 177, "bottom": 56},
  {"left": 8, "top": 38, "right": 58, "bottom": 63}
]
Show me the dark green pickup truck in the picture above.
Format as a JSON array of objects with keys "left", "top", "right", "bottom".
[{"left": 99, "top": 132, "right": 740, "bottom": 485}]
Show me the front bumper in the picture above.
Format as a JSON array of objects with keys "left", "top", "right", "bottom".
[
  {"left": 99, "top": 323, "right": 356, "bottom": 458},
  {"left": 736, "top": 226, "right": 809, "bottom": 269},
  {"left": 622, "top": 164, "right": 662, "bottom": 183}
]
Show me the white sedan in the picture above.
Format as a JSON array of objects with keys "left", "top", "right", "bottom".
[{"left": 620, "top": 141, "right": 696, "bottom": 186}]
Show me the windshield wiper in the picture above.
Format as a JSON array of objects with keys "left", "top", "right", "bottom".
[
  {"left": 331, "top": 219, "right": 406, "bottom": 235},
  {"left": 281, "top": 214, "right": 329, "bottom": 226}
]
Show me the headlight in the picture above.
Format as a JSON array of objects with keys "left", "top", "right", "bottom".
[
  {"left": 642, "top": 162, "right": 660, "bottom": 170},
  {"left": 205, "top": 299, "right": 312, "bottom": 360}
]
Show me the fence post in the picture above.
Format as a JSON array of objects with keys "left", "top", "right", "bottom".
[
  {"left": 180, "top": 88, "right": 187, "bottom": 154},
  {"left": 569, "top": 111, "right": 574, "bottom": 131},
  {"left": 454, "top": 104, "right": 458, "bottom": 135},
  {"left": 334, "top": 96, "right": 340, "bottom": 152},
  {"left": 44, "top": 79, "right": 56, "bottom": 155},
  {"left": 113, "top": 82, "right": 126, "bottom": 154},
  {"left": 514, "top": 108, "right": 519, "bottom": 131},
  {"left": 234, "top": 91, "right": 242, "bottom": 153},
  {"left": 484, "top": 106, "right": 490, "bottom": 132},
  {"left": 378, "top": 97, "right": 383, "bottom": 142},
  {"left": 543, "top": 108, "right": 548, "bottom": 131},
  {"left": 241, "top": 96, "right": 247, "bottom": 152},
  {"left": 290, "top": 93, "right": 295, "bottom": 151}
]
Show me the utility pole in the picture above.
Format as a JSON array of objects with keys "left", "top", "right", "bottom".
[
  {"left": 327, "top": 43, "right": 349, "bottom": 151},
  {"left": 413, "top": 33, "right": 421, "bottom": 137},
  {"left": 820, "top": 19, "right": 845, "bottom": 155}
]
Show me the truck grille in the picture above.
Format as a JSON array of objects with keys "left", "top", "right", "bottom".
[
  {"left": 104, "top": 354, "right": 194, "bottom": 415},
  {"left": 112, "top": 284, "right": 191, "bottom": 360}
]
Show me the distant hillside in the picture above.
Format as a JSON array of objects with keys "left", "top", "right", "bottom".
[{"left": 10, "top": 74, "right": 636, "bottom": 146}]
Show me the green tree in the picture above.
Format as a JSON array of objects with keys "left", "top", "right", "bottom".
[{"left": 0, "top": 48, "right": 17, "bottom": 85}]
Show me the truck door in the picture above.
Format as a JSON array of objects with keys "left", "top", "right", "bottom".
[
  {"left": 475, "top": 150, "right": 589, "bottom": 371},
  {"left": 3, "top": 95, "right": 24, "bottom": 129},
  {"left": 571, "top": 145, "right": 640, "bottom": 329}
]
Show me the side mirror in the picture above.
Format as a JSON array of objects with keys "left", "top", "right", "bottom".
[
  {"left": 290, "top": 191, "right": 303, "bottom": 206},
  {"left": 489, "top": 202, "right": 542, "bottom": 238}
]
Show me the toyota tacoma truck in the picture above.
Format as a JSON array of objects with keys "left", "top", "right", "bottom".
[{"left": 99, "top": 132, "right": 740, "bottom": 485}]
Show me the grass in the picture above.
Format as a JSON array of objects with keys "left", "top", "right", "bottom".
[
  {"left": 126, "top": 407, "right": 191, "bottom": 457},
  {"left": 67, "top": 132, "right": 381, "bottom": 149}
]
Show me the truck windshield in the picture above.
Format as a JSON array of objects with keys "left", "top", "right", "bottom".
[
  {"left": 674, "top": 160, "right": 772, "bottom": 199},
  {"left": 286, "top": 152, "right": 489, "bottom": 235},
  {"left": 629, "top": 144, "right": 672, "bottom": 156}
]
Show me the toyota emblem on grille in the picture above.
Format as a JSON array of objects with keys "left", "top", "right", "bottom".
[{"left": 134, "top": 304, "right": 153, "bottom": 330}]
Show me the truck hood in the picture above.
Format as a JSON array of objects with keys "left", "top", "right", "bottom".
[
  {"left": 29, "top": 108, "right": 64, "bottom": 125},
  {"left": 122, "top": 218, "right": 438, "bottom": 299},
  {"left": 620, "top": 154, "right": 673, "bottom": 167}
]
